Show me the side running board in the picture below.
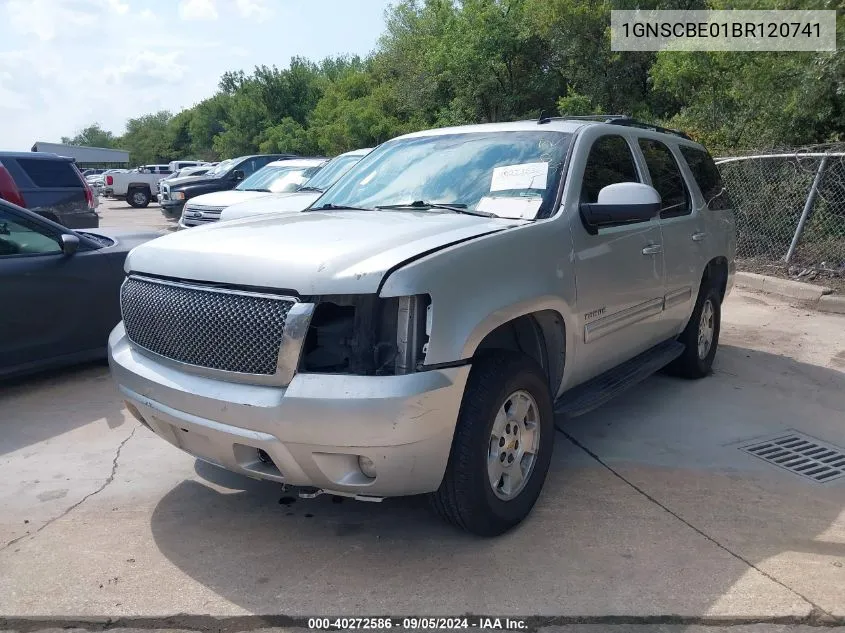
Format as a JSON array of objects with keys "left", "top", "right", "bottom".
[{"left": 554, "top": 339, "right": 685, "bottom": 419}]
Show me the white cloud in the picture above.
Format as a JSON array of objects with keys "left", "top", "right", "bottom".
[
  {"left": 0, "top": 0, "right": 395, "bottom": 150},
  {"left": 105, "top": 0, "right": 130, "bottom": 15},
  {"left": 235, "top": 0, "right": 273, "bottom": 21},
  {"left": 5, "top": 0, "right": 98, "bottom": 42},
  {"left": 178, "top": 0, "right": 219, "bottom": 21},
  {"left": 0, "top": 1, "right": 224, "bottom": 149}
]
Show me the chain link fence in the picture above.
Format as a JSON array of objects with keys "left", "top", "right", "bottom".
[{"left": 715, "top": 144, "right": 845, "bottom": 286}]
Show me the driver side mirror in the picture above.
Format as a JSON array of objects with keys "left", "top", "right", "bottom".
[
  {"left": 60, "top": 234, "right": 80, "bottom": 256},
  {"left": 580, "top": 182, "right": 661, "bottom": 232},
  {"left": 231, "top": 169, "right": 245, "bottom": 181}
]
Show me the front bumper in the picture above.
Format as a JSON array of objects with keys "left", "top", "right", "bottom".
[
  {"left": 108, "top": 324, "right": 470, "bottom": 497},
  {"left": 160, "top": 200, "right": 184, "bottom": 220},
  {"left": 57, "top": 210, "right": 100, "bottom": 229}
]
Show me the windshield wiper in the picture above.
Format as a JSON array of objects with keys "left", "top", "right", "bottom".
[
  {"left": 311, "top": 203, "right": 374, "bottom": 211},
  {"left": 375, "top": 200, "right": 495, "bottom": 217},
  {"left": 297, "top": 186, "right": 324, "bottom": 193},
  {"left": 243, "top": 188, "right": 272, "bottom": 192}
]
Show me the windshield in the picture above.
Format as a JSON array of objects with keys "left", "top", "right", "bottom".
[
  {"left": 313, "top": 131, "right": 572, "bottom": 220},
  {"left": 235, "top": 164, "right": 321, "bottom": 193},
  {"left": 301, "top": 154, "right": 366, "bottom": 192},
  {"left": 207, "top": 158, "right": 235, "bottom": 177}
]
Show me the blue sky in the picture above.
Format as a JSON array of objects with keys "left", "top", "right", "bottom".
[{"left": 0, "top": 0, "right": 395, "bottom": 150}]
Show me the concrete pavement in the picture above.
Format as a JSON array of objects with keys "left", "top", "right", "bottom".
[
  {"left": 1, "top": 289, "right": 843, "bottom": 625},
  {"left": 97, "top": 197, "right": 174, "bottom": 233}
]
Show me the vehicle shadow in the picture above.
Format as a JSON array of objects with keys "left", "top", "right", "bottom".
[
  {"left": 0, "top": 361, "right": 126, "bottom": 456},
  {"left": 148, "top": 343, "right": 845, "bottom": 618}
]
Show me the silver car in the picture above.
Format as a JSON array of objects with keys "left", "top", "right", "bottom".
[{"left": 109, "top": 117, "right": 736, "bottom": 535}]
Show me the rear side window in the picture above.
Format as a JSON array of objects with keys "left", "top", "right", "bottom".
[
  {"left": 679, "top": 146, "right": 731, "bottom": 210},
  {"left": 581, "top": 135, "right": 639, "bottom": 203},
  {"left": 638, "top": 139, "right": 689, "bottom": 218},
  {"left": 16, "top": 159, "right": 82, "bottom": 188}
]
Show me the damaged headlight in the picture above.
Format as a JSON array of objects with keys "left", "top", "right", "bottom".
[{"left": 298, "top": 294, "right": 430, "bottom": 376}]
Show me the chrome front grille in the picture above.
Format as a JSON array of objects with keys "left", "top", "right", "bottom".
[
  {"left": 182, "top": 203, "right": 225, "bottom": 226},
  {"left": 120, "top": 276, "right": 295, "bottom": 375}
]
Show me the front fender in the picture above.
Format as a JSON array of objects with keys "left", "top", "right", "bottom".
[{"left": 380, "top": 219, "right": 579, "bottom": 392}]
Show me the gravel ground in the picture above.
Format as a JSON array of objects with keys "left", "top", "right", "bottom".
[{"left": 737, "top": 258, "right": 845, "bottom": 294}]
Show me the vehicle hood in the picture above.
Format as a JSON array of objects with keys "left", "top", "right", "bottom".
[
  {"left": 125, "top": 210, "right": 519, "bottom": 294},
  {"left": 187, "top": 189, "right": 272, "bottom": 208},
  {"left": 165, "top": 174, "right": 217, "bottom": 188},
  {"left": 80, "top": 227, "right": 166, "bottom": 252},
  {"left": 219, "top": 191, "right": 320, "bottom": 221}
]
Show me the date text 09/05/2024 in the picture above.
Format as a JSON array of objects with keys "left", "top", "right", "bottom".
[{"left": 308, "top": 617, "right": 528, "bottom": 630}]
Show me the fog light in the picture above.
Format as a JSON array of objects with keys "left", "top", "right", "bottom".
[{"left": 358, "top": 455, "right": 376, "bottom": 479}]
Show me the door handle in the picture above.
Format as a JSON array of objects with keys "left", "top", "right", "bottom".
[
  {"left": 691, "top": 232, "right": 707, "bottom": 242},
  {"left": 642, "top": 244, "right": 663, "bottom": 255}
]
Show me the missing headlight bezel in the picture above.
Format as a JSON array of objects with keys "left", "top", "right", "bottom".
[{"left": 298, "top": 294, "right": 430, "bottom": 376}]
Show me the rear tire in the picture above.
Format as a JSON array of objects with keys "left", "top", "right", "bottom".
[
  {"left": 430, "top": 351, "right": 554, "bottom": 536},
  {"left": 667, "top": 284, "right": 721, "bottom": 379},
  {"left": 127, "top": 188, "right": 150, "bottom": 208}
]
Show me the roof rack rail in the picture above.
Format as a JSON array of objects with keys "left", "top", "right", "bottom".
[
  {"left": 606, "top": 117, "right": 692, "bottom": 140},
  {"left": 555, "top": 115, "right": 630, "bottom": 122},
  {"left": 550, "top": 115, "right": 691, "bottom": 140}
]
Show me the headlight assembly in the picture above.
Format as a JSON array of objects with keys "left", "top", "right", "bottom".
[{"left": 298, "top": 294, "right": 430, "bottom": 375}]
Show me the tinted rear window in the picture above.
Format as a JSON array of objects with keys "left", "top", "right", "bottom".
[
  {"left": 17, "top": 158, "right": 82, "bottom": 188},
  {"left": 679, "top": 146, "right": 730, "bottom": 210}
]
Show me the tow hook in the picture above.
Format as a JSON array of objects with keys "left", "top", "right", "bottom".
[{"left": 298, "top": 486, "right": 324, "bottom": 499}]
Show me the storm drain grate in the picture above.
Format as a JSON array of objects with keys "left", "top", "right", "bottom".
[{"left": 740, "top": 431, "right": 845, "bottom": 483}]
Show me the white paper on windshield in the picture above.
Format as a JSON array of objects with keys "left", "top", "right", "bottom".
[
  {"left": 476, "top": 195, "right": 543, "bottom": 220},
  {"left": 490, "top": 162, "right": 548, "bottom": 192}
]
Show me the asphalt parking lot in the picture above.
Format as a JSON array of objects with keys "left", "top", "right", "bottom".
[
  {"left": 1, "top": 231, "right": 844, "bottom": 629},
  {"left": 97, "top": 196, "right": 174, "bottom": 232}
]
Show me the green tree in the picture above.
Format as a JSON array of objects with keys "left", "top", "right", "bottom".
[
  {"left": 258, "top": 117, "right": 317, "bottom": 154},
  {"left": 61, "top": 123, "right": 119, "bottom": 148},
  {"left": 212, "top": 86, "right": 270, "bottom": 157},
  {"left": 121, "top": 111, "right": 173, "bottom": 165},
  {"left": 188, "top": 94, "right": 233, "bottom": 159},
  {"left": 309, "top": 68, "right": 413, "bottom": 154},
  {"left": 167, "top": 110, "right": 195, "bottom": 159}
]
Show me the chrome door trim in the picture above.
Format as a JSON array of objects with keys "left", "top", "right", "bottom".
[
  {"left": 584, "top": 297, "right": 664, "bottom": 344},
  {"left": 664, "top": 286, "right": 692, "bottom": 310}
]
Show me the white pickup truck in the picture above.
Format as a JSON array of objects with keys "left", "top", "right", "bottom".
[{"left": 103, "top": 165, "right": 172, "bottom": 208}]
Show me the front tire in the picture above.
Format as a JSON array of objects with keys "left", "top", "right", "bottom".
[
  {"left": 127, "top": 188, "right": 150, "bottom": 208},
  {"left": 667, "top": 284, "right": 721, "bottom": 379},
  {"left": 430, "top": 351, "right": 554, "bottom": 536}
]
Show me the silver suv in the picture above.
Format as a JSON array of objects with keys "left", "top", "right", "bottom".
[{"left": 109, "top": 117, "right": 735, "bottom": 536}]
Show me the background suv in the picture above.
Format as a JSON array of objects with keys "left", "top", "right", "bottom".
[
  {"left": 0, "top": 152, "right": 98, "bottom": 228},
  {"left": 159, "top": 154, "right": 295, "bottom": 221}
]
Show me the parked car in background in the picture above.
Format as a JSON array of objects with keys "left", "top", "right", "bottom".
[
  {"left": 168, "top": 160, "right": 208, "bottom": 173},
  {"left": 103, "top": 165, "right": 173, "bottom": 208},
  {"left": 159, "top": 153, "right": 295, "bottom": 221},
  {"left": 219, "top": 148, "right": 372, "bottom": 223},
  {"left": 110, "top": 117, "right": 735, "bottom": 536},
  {"left": 156, "top": 165, "right": 213, "bottom": 198},
  {"left": 0, "top": 198, "right": 160, "bottom": 379},
  {"left": 0, "top": 151, "right": 98, "bottom": 228},
  {"left": 178, "top": 157, "right": 327, "bottom": 228},
  {"left": 86, "top": 174, "right": 105, "bottom": 201}
]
